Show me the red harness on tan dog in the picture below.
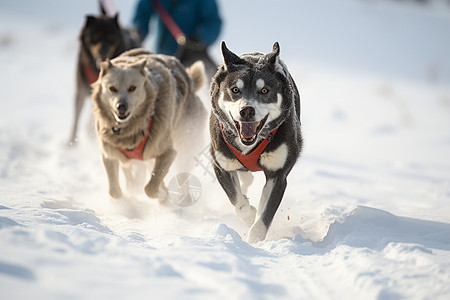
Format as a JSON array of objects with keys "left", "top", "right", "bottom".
[
  {"left": 118, "top": 116, "right": 153, "bottom": 160},
  {"left": 220, "top": 123, "right": 278, "bottom": 172}
]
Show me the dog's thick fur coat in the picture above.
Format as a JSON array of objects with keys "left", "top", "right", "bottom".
[
  {"left": 92, "top": 48, "right": 206, "bottom": 201},
  {"left": 210, "top": 42, "right": 302, "bottom": 243}
]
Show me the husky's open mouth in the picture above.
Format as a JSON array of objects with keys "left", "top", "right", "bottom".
[
  {"left": 232, "top": 114, "right": 268, "bottom": 146},
  {"left": 113, "top": 110, "right": 131, "bottom": 123}
]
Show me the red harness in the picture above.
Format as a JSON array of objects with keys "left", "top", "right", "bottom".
[
  {"left": 118, "top": 116, "right": 153, "bottom": 160},
  {"left": 83, "top": 64, "right": 99, "bottom": 85},
  {"left": 220, "top": 124, "right": 278, "bottom": 172}
]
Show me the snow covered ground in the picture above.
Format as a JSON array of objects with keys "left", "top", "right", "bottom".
[{"left": 1, "top": 0, "right": 450, "bottom": 299}]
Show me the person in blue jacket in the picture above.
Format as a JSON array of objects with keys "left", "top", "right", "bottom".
[{"left": 132, "top": 0, "right": 222, "bottom": 57}]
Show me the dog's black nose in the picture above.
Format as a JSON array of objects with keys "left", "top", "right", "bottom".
[
  {"left": 240, "top": 106, "right": 255, "bottom": 120},
  {"left": 116, "top": 101, "right": 128, "bottom": 114}
]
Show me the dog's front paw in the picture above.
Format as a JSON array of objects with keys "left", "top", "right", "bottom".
[
  {"left": 234, "top": 205, "right": 257, "bottom": 227},
  {"left": 144, "top": 182, "right": 169, "bottom": 203},
  {"left": 247, "top": 219, "right": 268, "bottom": 244},
  {"left": 109, "top": 186, "right": 123, "bottom": 199},
  {"left": 144, "top": 181, "right": 159, "bottom": 198}
]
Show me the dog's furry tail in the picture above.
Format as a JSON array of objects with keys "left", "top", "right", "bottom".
[{"left": 186, "top": 61, "right": 205, "bottom": 92}]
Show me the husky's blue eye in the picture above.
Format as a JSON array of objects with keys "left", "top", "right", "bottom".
[
  {"left": 261, "top": 88, "right": 268, "bottom": 94},
  {"left": 231, "top": 87, "right": 240, "bottom": 94}
]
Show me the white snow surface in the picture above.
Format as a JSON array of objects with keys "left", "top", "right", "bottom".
[{"left": 1, "top": 0, "right": 450, "bottom": 299}]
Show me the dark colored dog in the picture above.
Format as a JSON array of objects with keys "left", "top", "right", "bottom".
[
  {"left": 176, "top": 40, "right": 218, "bottom": 81},
  {"left": 69, "top": 12, "right": 140, "bottom": 145},
  {"left": 209, "top": 42, "right": 303, "bottom": 243}
]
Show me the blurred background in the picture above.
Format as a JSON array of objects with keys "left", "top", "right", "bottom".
[{"left": 1, "top": 0, "right": 450, "bottom": 85}]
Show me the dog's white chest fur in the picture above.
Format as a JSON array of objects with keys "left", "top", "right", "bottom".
[
  {"left": 214, "top": 150, "right": 242, "bottom": 171},
  {"left": 259, "top": 143, "right": 288, "bottom": 171}
]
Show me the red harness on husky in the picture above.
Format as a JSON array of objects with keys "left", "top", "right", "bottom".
[
  {"left": 220, "top": 123, "right": 278, "bottom": 172},
  {"left": 118, "top": 116, "right": 153, "bottom": 160},
  {"left": 83, "top": 64, "right": 99, "bottom": 85}
]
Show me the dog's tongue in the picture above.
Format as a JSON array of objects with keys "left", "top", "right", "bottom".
[{"left": 240, "top": 122, "right": 258, "bottom": 139}]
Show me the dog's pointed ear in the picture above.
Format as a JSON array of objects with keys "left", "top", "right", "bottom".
[
  {"left": 113, "top": 13, "right": 119, "bottom": 25},
  {"left": 85, "top": 15, "right": 97, "bottom": 26},
  {"left": 272, "top": 42, "right": 280, "bottom": 56},
  {"left": 221, "top": 41, "right": 245, "bottom": 69},
  {"left": 99, "top": 59, "right": 112, "bottom": 78},
  {"left": 265, "top": 42, "right": 280, "bottom": 65},
  {"left": 133, "top": 59, "right": 147, "bottom": 76}
]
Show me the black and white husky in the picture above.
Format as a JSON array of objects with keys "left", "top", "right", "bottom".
[{"left": 209, "top": 42, "right": 303, "bottom": 243}]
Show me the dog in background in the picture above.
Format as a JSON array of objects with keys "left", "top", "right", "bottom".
[
  {"left": 209, "top": 42, "right": 303, "bottom": 243},
  {"left": 92, "top": 48, "right": 207, "bottom": 202},
  {"left": 69, "top": 11, "right": 140, "bottom": 145}
]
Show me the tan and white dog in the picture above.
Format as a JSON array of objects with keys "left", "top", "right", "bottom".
[{"left": 92, "top": 48, "right": 207, "bottom": 202}]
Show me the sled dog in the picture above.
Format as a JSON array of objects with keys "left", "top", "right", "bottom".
[
  {"left": 209, "top": 42, "right": 303, "bottom": 243},
  {"left": 69, "top": 12, "right": 140, "bottom": 145},
  {"left": 92, "top": 48, "right": 207, "bottom": 202}
]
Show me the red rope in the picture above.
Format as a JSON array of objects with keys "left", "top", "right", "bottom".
[{"left": 152, "top": 0, "right": 186, "bottom": 45}]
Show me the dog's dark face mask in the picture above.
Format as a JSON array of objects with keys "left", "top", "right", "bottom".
[
  {"left": 211, "top": 42, "right": 294, "bottom": 147},
  {"left": 81, "top": 14, "right": 124, "bottom": 67}
]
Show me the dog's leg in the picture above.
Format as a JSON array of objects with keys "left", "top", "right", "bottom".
[
  {"left": 102, "top": 154, "right": 123, "bottom": 199},
  {"left": 69, "top": 86, "right": 88, "bottom": 145},
  {"left": 213, "top": 165, "right": 256, "bottom": 227},
  {"left": 144, "top": 148, "right": 176, "bottom": 202},
  {"left": 247, "top": 174, "right": 287, "bottom": 243},
  {"left": 238, "top": 171, "right": 254, "bottom": 196}
]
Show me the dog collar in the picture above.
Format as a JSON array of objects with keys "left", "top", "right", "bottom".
[
  {"left": 83, "top": 64, "right": 99, "bottom": 84},
  {"left": 220, "top": 123, "right": 278, "bottom": 172},
  {"left": 118, "top": 116, "right": 153, "bottom": 160}
]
